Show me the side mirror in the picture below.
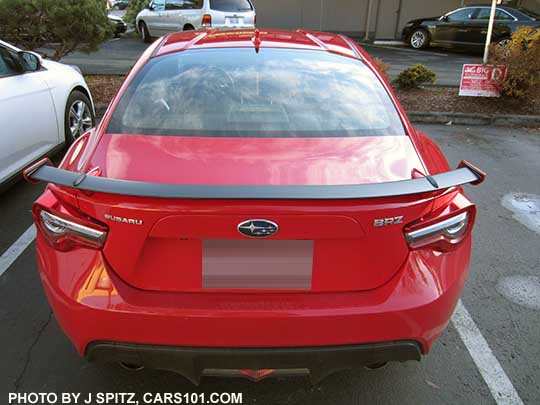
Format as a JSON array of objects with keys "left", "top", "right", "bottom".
[
  {"left": 145, "top": 2, "right": 154, "bottom": 10},
  {"left": 18, "top": 51, "right": 41, "bottom": 72}
]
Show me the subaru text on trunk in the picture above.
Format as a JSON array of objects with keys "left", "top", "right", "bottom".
[{"left": 25, "top": 29, "right": 485, "bottom": 384}]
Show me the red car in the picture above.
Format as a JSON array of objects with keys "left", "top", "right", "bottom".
[{"left": 25, "top": 29, "right": 485, "bottom": 384}]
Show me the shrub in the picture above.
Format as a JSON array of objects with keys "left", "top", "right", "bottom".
[
  {"left": 394, "top": 64, "right": 437, "bottom": 89},
  {"left": 489, "top": 26, "right": 540, "bottom": 98},
  {"left": 125, "top": 0, "right": 148, "bottom": 25},
  {"left": 373, "top": 57, "right": 390, "bottom": 81},
  {"left": 0, "top": 0, "right": 112, "bottom": 60}
]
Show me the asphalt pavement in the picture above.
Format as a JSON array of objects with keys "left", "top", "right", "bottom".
[
  {"left": 1, "top": 124, "right": 539, "bottom": 404},
  {"left": 60, "top": 35, "right": 481, "bottom": 87}
]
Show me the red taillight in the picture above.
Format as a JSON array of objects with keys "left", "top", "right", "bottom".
[
  {"left": 202, "top": 14, "right": 212, "bottom": 27},
  {"left": 33, "top": 190, "right": 108, "bottom": 252},
  {"left": 404, "top": 206, "right": 476, "bottom": 252}
]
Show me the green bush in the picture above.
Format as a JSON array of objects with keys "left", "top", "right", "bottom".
[
  {"left": 125, "top": 0, "right": 148, "bottom": 26},
  {"left": 0, "top": 0, "right": 112, "bottom": 60},
  {"left": 489, "top": 26, "right": 540, "bottom": 98},
  {"left": 394, "top": 64, "right": 437, "bottom": 89}
]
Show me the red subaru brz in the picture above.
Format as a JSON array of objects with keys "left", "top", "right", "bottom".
[{"left": 26, "top": 29, "right": 485, "bottom": 383}]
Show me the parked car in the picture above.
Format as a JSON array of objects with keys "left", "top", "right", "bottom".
[
  {"left": 402, "top": 4, "right": 540, "bottom": 49},
  {"left": 25, "top": 29, "right": 485, "bottom": 384},
  {"left": 110, "top": 0, "right": 130, "bottom": 10},
  {"left": 0, "top": 40, "right": 94, "bottom": 189},
  {"left": 136, "top": 0, "right": 255, "bottom": 42},
  {"left": 108, "top": 14, "right": 128, "bottom": 37}
]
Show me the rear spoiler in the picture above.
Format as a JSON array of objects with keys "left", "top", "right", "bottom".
[{"left": 24, "top": 158, "right": 485, "bottom": 200}]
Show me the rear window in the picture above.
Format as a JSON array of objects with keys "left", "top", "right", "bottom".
[
  {"left": 210, "top": 0, "right": 252, "bottom": 12},
  {"left": 107, "top": 48, "right": 405, "bottom": 138}
]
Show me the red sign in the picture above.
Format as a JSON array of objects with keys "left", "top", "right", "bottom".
[{"left": 459, "top": 64, "right": 507, "bottom": 97}]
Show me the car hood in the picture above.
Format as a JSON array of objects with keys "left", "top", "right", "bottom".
[
  {"left": 407, "top": 17, "right": 440, "bottom": 25},
  {"left": 87, "top": 134, "right": 426, "bottom": 186}
]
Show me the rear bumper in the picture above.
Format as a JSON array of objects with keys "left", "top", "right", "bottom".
[
  {"left": 87, "top": 340, "right": 421, "bottom": 384},
  {"left": 37, "top": 234, "right": 470, "bottom": 364}
]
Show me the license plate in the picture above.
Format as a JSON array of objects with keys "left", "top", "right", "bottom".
[
  {"left": 202, "top": 240, "right": 313, "bottom": 290},
  {"left": 225, "top": 17, "right": 242, "bottom": 25}
]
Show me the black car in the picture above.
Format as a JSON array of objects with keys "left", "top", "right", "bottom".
[{"left": 402, "top": 5, "right": 540, "bottom": 50}]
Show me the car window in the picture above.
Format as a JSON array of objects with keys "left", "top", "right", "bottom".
[
  {"left": 476, "top": 8, "right": 516, "bottom": 21},
  {"left": 183, "top": 0, "right": 203, "bottom": 9},
  {"left": 0, "top": 47, "right": 20, "bottom": 78},
  {"left": 152, "top": 0, "right": 165, "bottom": 11},
  {"left": 107, "top": 48, "right": 405, "bottom": 138},
  {"left": 165, "top": 0, "right": 183, "bottom": 10},
  {"left": 210, "top": 0, "right": 252, "bottom": 12},
  {"left": 446, "top": 8, "right": 476, "bottom": 22}
]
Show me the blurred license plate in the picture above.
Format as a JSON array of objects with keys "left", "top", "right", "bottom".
[{"left": 226, "top": 17, "right": 241, "bottom": 25}]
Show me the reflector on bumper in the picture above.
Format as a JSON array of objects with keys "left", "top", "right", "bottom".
[{"left": 24, "top": 158, "right": 485, "bottom": 200}]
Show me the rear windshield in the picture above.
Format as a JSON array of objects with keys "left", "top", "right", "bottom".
[
  {"left": 210, "top": 0, "right": 252, "bottom": 12},
  {"left": 107, "top": 48, "right": 405, "bottom": 138}
]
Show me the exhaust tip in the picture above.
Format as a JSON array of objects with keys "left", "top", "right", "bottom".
[{"left": 119, "top": 362, "right": 144, "bottom": 371}]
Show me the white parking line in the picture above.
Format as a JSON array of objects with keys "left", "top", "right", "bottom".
[
  {"left": 452, "top": 300, "right": 524, "bottom": 405},
  {"left": 0, "top": 225, "right": 36, "bottom": 277}
]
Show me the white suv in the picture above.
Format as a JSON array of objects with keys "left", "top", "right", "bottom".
[{"left": 136, "top": 0, "right": 256, "bottom": 42}]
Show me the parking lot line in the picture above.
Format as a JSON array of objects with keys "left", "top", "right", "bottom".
[
  {"left": 452, "top": 300, "right": 524, "bottom": 405},
  {"left": 0, "top": 225, "right": 36, "bottom": 277}
]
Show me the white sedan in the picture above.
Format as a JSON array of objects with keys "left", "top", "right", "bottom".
[{"left": 0, "top": 40, "right": 95, "bottom": 188}]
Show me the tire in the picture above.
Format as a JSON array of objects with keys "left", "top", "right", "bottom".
[
  {"left": 409, "top": 28, "right": 430, "bottom": 49},
  {"left": 183, "top": 24, "right": 195, "bottom": 31},
  {"left": 139, "top": 21, "right": 151, "bottom": 43},
  {"left": 64, "top": 90, "right": 95, "bottom": 146}
]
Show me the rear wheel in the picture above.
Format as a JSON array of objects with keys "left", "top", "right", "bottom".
[
  {"left": 139, "top": 21, "right": 151, "bottom": 43},
  {"left": 183, "top": 24, "right": 195, "bottom": 31},
  {"left": 64, "top": 90, "right": 94, "bottom": 146},
  {"left": 409, "top": 28, "right": 429, "bottom": 49}
]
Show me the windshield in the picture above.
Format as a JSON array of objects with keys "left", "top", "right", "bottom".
[
  {"left": 210, "top": 0, "right": 252, "bottom": 12},
  {"left": 107, "top": 48, "right": 405, "bottom": 138}
]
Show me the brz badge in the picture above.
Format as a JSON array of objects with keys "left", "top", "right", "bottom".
[
  {"left": 104, "top": 214, "right": 143, "bottom": 225},
  {"left": 374, "top": 216, "right": 404, "bottom": 227}
]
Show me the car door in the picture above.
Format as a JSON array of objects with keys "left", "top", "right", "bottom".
[
  {"left": 0, "top": 46, "right": 59, "bottom": 184},
  {"left": 163, "top": 0, "right": 187, "bottom": 32},
  {"left": 432, "top": 8, "right": 478, "bottom": 44},
  {"left": 145, "top": 0, "right": 167, "bottom": 37}
]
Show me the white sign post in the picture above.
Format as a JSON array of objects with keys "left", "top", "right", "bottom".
[{"left": 483, "top": 0, "right": 498, "bottom": 64}]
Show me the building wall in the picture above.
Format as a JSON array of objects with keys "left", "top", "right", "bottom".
[{"left": 251, "top": 0, "right": 540, "bottom": 39}]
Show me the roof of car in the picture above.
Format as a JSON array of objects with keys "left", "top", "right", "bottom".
[{"left": 154, "top": 29, "right": 362, "bottom": 59}]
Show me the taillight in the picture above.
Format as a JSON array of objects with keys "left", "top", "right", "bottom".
[
  {"left": 254, "top": 14, "right": 257, "bottom": 25},
  {"left": 33, "top": 190, "right": 108, "bottom": 252},
  {"left": 202, "top": 14, "right": 212, "bottom": 28},
  {"left": 404, "top": 206, "right": 475, "bottom": 252}
]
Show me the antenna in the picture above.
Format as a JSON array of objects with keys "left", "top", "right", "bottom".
[{"left": 252, "top": 29, "right": 261, "bottom": 53}]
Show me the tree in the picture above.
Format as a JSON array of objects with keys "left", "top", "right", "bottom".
[
  {"left": 0, "top": 0, "right": 112, "bottom": 60},
  {"left": 124, "top": 0, "right": 148, "bottom": 26}
]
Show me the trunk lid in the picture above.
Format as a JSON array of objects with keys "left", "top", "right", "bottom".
[{"left": 76, "top": 134, "right": 431, "bottom": 293}]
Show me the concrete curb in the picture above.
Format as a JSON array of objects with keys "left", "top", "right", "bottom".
[{"left": 94, "top": 104, "right": 540, "bottom": 128}]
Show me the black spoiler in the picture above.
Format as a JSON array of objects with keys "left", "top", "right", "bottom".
[{"left": 24, "top": 158, "right": 485, "bottom": 200}]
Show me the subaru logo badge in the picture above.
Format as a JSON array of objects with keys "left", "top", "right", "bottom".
[{"left": 238, "top": 219, "right": 279, "bottom": 238}]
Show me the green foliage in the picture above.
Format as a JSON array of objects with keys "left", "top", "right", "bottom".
[
  {"left": 394, "top": 64, "right": 437, "bottom": 89},
  {"left": 489, "top": 26, "right": 540, "bottom": 98},
  {"left": 0, "top": 0, "right": 112, "bottom": 60},
  {"left": 125, "top": 0, "right": 148, "bottom": 25}
]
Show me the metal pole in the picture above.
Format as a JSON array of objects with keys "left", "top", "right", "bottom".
[
  {"left": 364, "top": 0, "right": 374, "bottom": 41},
  {"left": 483, "top": 0, "right": 498, "bottom": 64}
]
